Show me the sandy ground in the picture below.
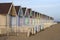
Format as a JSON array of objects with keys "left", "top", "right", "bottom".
[{"left": 0, "top": 23, "right": 60, "bottom": 40}]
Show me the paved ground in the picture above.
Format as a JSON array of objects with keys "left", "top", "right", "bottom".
[{"left": 0, "top": 23, "right": 60, "bottom": 40}]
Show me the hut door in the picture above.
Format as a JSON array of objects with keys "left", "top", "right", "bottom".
[
  {"left": 24, "top": 17, "right": 29, "bottom": 25},
  {"left": 11, "top": 17, "right": 17, "bottom": 27},
  {"left": 20, "top": 18, "right": 23, "bottom": 26}
]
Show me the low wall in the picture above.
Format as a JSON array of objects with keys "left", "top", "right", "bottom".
[
  {"left": 12, "top": 26, "right": 33, "bottom": 33},
  {"left": 0, "top": 22, "right": 57, "bottom": 37},
  {"left": 0, "top": 26, "right": 11, "bottom": 35},
  {"left": 43, "top": 22, "right": 57, "bottom": 29}
]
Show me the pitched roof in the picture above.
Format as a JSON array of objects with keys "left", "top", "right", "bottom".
[
  {"left": 35, "top": 12, "right": 38, "bottom": 17},
  {"left": 32, "top": 11, "right": 35, "bottom": 15},
  {"left": 22, "top": 7, "right": 26, "bottom": 15},
  {"left": 15, "top": 6, "right": 20, "bottom": 14},
  {"left": 25, "top": 8, "right": 31, "bottom": 16},
  {"left": 0, "top": 3, "right": 12, "bottom": 15},
  {"left": 27, "top": 8, "right": 31, "bottom": 13},
  {"left": 50, "top": 17, "right": 54, "bottom": 20}
]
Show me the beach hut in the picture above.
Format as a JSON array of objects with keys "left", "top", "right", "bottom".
[
  {"left": 21, "top": 7, "right": 26, "bottom": 26},
  {"left": 36, "top": 12, "right": 41, "bottom": 32},
  {"left": 24, "top": 8, "right": 30, "bottom": 25},
  {"left": 35, "top": 12, "right": 38, "bottom": 25},
  {"left": 29, "top": 9, "right": 32, "bottom": 25},
  {"left": 27, "top": 8, "right": 32, "bottom": 26},
  {"left": 0, "top": 3, "right": 16, "bottom": 34},
  {"left": 15, "top": 6, "right": 23, "bottom": 26},
  {"left": 31, "top": 11, "right": 35, "bottom": 26}
]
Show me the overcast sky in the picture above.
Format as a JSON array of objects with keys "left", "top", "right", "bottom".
[{"left": 0, "top": 0, "right": 60, "bottom": 21}]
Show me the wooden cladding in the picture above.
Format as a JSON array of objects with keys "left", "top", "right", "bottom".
[{"left": 9, "top": 6, "right": 16, "bottom": 16}]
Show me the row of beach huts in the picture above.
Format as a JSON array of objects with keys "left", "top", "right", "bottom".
[{"left": 0, "top": 2, "right": 57, "bottom": 37}]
